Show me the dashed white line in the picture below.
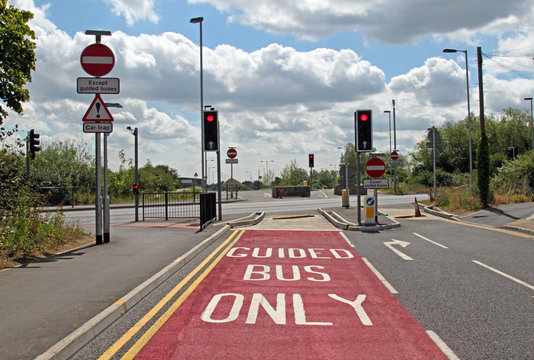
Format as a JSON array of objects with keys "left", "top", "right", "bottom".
[
  {"left": 413, "top": 232, "right": 448, "bottom": 249},
  {"left": 472, "top": 260, "right": 534, "bottom": 291},
  {"left": 426, "top": 330, "right": 460, "bottom": 360},
  {"left": 362, "top": 258, "right": 398, "bottom": 294}
]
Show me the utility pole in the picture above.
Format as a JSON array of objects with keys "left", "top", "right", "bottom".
[{"left": 477, "top": 46, "right": 489, "bottom": 207}]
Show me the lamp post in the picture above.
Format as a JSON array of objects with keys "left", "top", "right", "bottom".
[
  {"left": 524, "top": 97, "right": 533, "bottom": 150},
  {"left": 103, "top": 103, "right": 122, "bottom": 242},
  {"left": 190, "top": 16, "right": 206, "bottom": 192},
  {"left": 384, "top": 110, "right": 392, "bottom": 179},
  {"left": 127, "top": 126, "right": 139, "bottom": 222},
  {"left": 443, "top": 48, "right": 473, "bottom": 189},
  {"left": 392, "top": 99, "right": 398, "bottom": 193},
  {"left": 260, "top": 160, "right": 274, "bottom": 181}
]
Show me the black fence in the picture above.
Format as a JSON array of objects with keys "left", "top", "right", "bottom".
[
  {"left": 200, "top": 192, "right": 217, "bottom": 230},
  {"left": 142, "top": 191, "right": 200, "bottom": 220}
]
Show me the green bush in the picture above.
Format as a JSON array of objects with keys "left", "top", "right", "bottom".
[{"left": 492, "top": 150, "right": 534, "bottom": 199}]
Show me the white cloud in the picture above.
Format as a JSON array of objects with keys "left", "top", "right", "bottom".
[
  {"left": 6, "top": 0, "right": 534, "bottom": 179},
  {"left": 189, "top": 0, "right": 531, "bottom": 44},
  {"left": 102, "top": 0, "right": 159, "bottom": 26}
]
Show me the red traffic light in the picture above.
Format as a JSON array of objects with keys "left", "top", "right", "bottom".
[
  {"left": 207, "top": 115, "right": 215, "bottom": 122},
  {"left": 360, "top": 114, "right": 368, "bottom": 121}
]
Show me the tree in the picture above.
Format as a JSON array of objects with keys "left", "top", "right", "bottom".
[
  {"left": 280, "top": 160, "right": 308, "bottom": 186},
  {"left": 0, "top": 0, "right": 36, "bottom": 125}
]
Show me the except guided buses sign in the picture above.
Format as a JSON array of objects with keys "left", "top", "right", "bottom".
[{"left": 77, "top": 77, "right": 120, "bottom": 94}]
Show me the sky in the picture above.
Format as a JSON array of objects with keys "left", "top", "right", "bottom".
[{"left": 4, "top": 0, "right": 534, "bottom": 183}]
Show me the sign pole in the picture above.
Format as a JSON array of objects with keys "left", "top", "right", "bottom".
[
  {"left": 95, "top": 133, "right": 103, "bottom": 245},
  {"left": 103, "top": 133, "right": 110, "bottom": 243}
]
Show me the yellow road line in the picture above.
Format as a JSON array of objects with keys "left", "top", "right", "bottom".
[
  {"left": 442, "top": 218, "right": 534, "bottom": 239},
  {"left": 98, "top": 229, "right": 243, "bottom": 360},
  {"left": 120, "top": 229, "right": 245, "bottom": 359}
]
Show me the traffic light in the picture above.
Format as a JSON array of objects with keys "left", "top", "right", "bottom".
[
  {"left": 203, "top": 110, "right": 219, "bottom": 151},
  {"left": 133, "top": 184, "right": 139, "bottom": 196},
  {"left": 29, "top": 129, "right": 40, "bottom": 159},
  {"left": 355, "top": 110, "right": 372, "bottom": 152},
  {"left": 507, "top": 147, "right": 517, "bottom": 160},
  {"left": 309, "top": 154, "right": 314, "bottom": 168}
]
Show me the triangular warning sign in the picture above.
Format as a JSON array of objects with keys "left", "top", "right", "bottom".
[{"left": 83, "top": 94, "right": 114, "bottom": 122}]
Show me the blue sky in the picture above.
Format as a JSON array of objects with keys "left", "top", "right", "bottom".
[{"left": 5, "top": 0, "right": 534, "bottom": 182}]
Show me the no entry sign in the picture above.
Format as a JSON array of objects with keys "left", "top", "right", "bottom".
[
  {"left": 227, "top": 148, "right": 237, "bottom": 159},
  {"left": 80, "top": 43, "right": 115, "bottom": 77},
  {"left": 365, "top": 157, "right": 386, "bottom": 178},
  {"left": 391, "top": 150, "right": 399, "bottom": 161}
]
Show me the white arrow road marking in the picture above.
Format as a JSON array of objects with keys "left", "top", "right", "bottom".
[
  {"left": 413, "top": 232, "right": 448, "bottom": 249},
  {"left": 384, "top": 239, "right": 413, "bottom": 261}
]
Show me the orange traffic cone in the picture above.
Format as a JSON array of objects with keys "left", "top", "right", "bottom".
[{"left": 414, "top": 197, "right": 422, "bottom": 217}]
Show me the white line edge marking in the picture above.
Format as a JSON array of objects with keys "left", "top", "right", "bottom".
[
  {"left": 413, "top": 232, "right": 448, "bottom": 249},
  {"left": 339, "top": 231, "right": 355, "bottom": 247},
  {"left": 472, "top": 260, "right": 534, "bottom": 291},
  {"left": 362, "top": 258, "right": 398, "bottom": 294},
  {"left": 426, "top": 330, "right": 460, "bottom": 360}
]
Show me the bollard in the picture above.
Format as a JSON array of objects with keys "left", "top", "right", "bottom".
[
  {"left": 414, "top": 197, "right": 421, "bottom": 217},
  {"left": 279, "top": 189, "right": 283, "bottom": 199}
]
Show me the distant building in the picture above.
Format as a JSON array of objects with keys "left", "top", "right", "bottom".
[{"left": 179, "top": 177, "right": 202, "bottom": 187}]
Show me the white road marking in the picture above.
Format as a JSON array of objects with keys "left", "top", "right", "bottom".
[
  {"left": 384, "top": 239, "right": 414, "bottom": 261},
  {"left": 339, "top": 231, "right": 355, "bottom": 247},
  {"left": 413, "top": 232, "right": 448, "bottom": 249},
  {"left": 472, "top": 260, "right": 534, "bottom": 291},
  {"left": 362, "top": 258, "right": 398, "bottom": 294},
  {"left": 426, "top": 330, "right": 460, "bottom": 360}
]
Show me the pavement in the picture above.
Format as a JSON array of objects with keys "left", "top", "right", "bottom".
[{"left": 0, "top": 200, "right": 532, "bottom": 360}]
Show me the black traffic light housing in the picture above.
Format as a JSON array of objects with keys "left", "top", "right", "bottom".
[
  {"left": 309, "top": 154, "right": 314, "bottom": 168},
  {"left": 507, "top": 147, "right": 517, "bottom": 160},
  {"left": 133, "top": 184, "right": 139, "bottom": 196},
  {"left": 203, "top": 110, "right": 219, "bottom": 151},
  {"left": 355, "top": 110, "right": 372, "bottom": 152},
  {"left": 29, "top": 129, "right": 40, "bottom": 159}
]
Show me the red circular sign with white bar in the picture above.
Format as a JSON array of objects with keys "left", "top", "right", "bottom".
[
  {"left": 366, "top": 157, "right": 386, "bottom": 178},
  {"left": 227, "top": 148, "right": 237, "bottom": 159},
  {"left": 80, "top": 43, "right": 115, "bottom": 77}
]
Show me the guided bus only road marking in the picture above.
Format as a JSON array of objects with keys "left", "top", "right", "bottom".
[{"left": 106, "top": 230, "right": 453, "bottom": 359}]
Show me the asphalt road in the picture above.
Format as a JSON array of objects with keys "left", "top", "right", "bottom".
[{"left": 71, "top": 213, "right": 534, "bottom": 359}]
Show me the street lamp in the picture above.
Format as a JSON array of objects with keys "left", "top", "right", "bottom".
[
  {"left": 443, "top": 48, "right": 473, "bottom": 189},
  {"left": 101, "top": 103, "right": 122, "bottom": 242},
  {"left": 384, "top": 110, "right": 391, "bottom": 154},
  {"left": 524, "top": 97, "right": 533, "bottom": 150},
  {"left": 127, "top": 126, "right": 139, "bottom": 222},
  {"left": 260, "top": 160, "right": 274, "bottom": 179},
  {"left": 190, "top": 16, "right": 205, "bottom": 192}
]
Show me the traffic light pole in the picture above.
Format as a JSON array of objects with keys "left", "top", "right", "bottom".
[
  {"left": 26, "top": 132, "right": 30, "bottom": 179},
  {"left": 134, "top": 128, "right": 139, "bottom": 222},
  {"left": 217, "top": 150, "right": 222, "bottom": 220},
  {"left": 357, "top": 152, "right": 361, "bottom": 225}
]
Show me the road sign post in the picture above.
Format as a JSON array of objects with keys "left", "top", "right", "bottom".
[{"left": 227, "top": 147, "right": 237, "bottom": 180}]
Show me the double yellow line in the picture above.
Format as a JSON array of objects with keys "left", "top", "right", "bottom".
[{"left": 99, "top": 229, "right": 245, "bottom": 360}]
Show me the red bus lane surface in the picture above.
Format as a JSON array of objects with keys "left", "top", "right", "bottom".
[{"left": 135, "top": 230, "right": 448, "bottom": 359}]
